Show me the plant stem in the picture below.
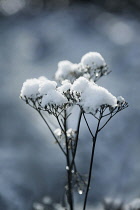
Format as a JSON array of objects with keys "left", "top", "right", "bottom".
[
  {"left": 83, "top": 113, "right": 95, "bottom": 139},
  {"left": 83, "top": 136, "right": 97, "bottom": 210},
  {"left": 83, "top": 112, "right": 102, "bottom": 210},
  {"left": 37, "top": 110, "right": 66, "bottom": 156},
  {"left": 64, "top": 110, "right": 74, "bottom": 210},
  {"left": 70, "top": 110, "right": 82, "bottom": 171}
]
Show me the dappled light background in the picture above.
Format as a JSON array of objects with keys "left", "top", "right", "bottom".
[{"left": 0, "top": 0, "right": 140, "bottom": 209}]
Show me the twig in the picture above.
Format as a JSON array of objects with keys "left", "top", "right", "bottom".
[
  {"left": 83, "top": 113, "right": 95, "bottom": 139},
  {"left": 70, "top": 110, "right": 82, "bottom": 171},
  {"left": 37, "top": 110, "right": 66, "bottom": 156},
  {"left": 83, "top": 109, "right": 102, "bottom": 210}
]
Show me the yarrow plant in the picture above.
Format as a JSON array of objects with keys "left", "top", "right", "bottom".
[{"left": 20, "top": 52, "right": 128, "bottom": 210}]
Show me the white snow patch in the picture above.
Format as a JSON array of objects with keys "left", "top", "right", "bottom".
[
  {"left": 39, "top": 79, "right": 57, "bottom": 96},
  {"left": 20, "top": 78, "right": 40, "bottom": 99},
  {"left": 55, "top": 60, "right": 80, "bottom": 81},
  {"left": 71, "top": 77, "right": 117, "bottom": 113},
  {"left": 71, "top": 77, "right": 92, "bottom": 93},
  {"left": 117, "top": 96, "right": 125, "bottom": 103},
  {"left": 57, "top": 80, "right": 72, "bottom": 93},
  {"left": 81, "top": 52, "right": 106, "bottom": 69},
  {"left": 54, "top": 128, "right": 62, "bottom": 137},
  {"left": 41, "top": 90, "right": 67, "bottom": 107}
]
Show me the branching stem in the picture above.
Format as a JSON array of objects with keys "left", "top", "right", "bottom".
[
  {"left": 70, "top": 110, "right": 82, "bottom": 171},
  {"left": 83, "top": 109, "right": 102, "bottom": 210},
  {"left": 64, "top": 109, "right": 74, "bottom": 210},
  {"left": 37, "top": 110, "right": 66, "bottom": 156}
]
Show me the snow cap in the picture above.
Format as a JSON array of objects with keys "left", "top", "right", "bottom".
[{"left": 81, "top": 52, "right": 106, "bottom": 69}]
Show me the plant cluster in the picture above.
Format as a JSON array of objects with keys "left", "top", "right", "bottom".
[{"left": 20, "top": 52, "right": 128, "bottom": 210}]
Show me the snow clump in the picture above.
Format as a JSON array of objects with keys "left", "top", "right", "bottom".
[
  {"left": 57, "top": 80, "right": 72, "bottom": 93},
  {"left": 71, "top": 77, "right": 117, "bottom": 114},
  {"left": 41, "top": 90, "right": 67, "bottom": 107},
  {"left": 39, "top": 79, "right": 57, "bottom": 96},
  {"left": 20, "top": 78, "right": 40, "bottom": 99},
  {"left": 55, "top": 52, "right": 108, "bottom": 83},
  {"left": 117, "top": 96, "right": 125, "bottom": 104},
  {"left": 81, "top": 52, "right": 106, "bottom": 69},
  {"left": 54, "top": 128, "right": 63, "bottom": 138},
  {"left": 55, "top": 60, "right": 80, "bottom": 82},
  {"left": 66, "top": 128, "right": 76, "bottom": 139},
  {"left": 20, "top": 52, "right": 126, "bottom": 115},
  {"left": 20, "top": 77, "right": 68, "bottom": 108}
]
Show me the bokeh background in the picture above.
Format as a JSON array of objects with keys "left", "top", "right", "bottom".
[{"left": 0, "top": 0, "right": 140, "bottom": 209}]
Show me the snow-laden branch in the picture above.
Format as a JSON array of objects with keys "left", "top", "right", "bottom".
[{"left": 20, "top": 51, "right": 128, "bottom": 210}]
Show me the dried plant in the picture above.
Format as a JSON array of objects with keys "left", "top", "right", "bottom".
[{"left": 20, "top": 52, "right": 128, "bottom": 210}]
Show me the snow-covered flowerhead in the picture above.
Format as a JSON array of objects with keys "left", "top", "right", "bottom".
[
  {"left": 20, "top": 77, "right": 69, "bottom": 112},
  {"left": 81, "top": 52, "right": 109, "bottom": 82},
  {"left": 20, "top": 78, "right": 40, "bottom": 99},
  {"left": 55, "top": 60, "right": 81, "bottom": 82},
  {"left": 39, "top": 79, "right": 57, "bottom": 96},
  {"left": 71, "top": 77, "right": 91, "bottom": 93},
  {"left": 117, "top": 96, "right": 125, "bottom": 105},
  {"left": 41, "top": 90, "right": 67, "bottom": 108},
  {"left": 57, "top": 80, "right": 72, "bottom": 93},
  {"left": 55, "top": 52, "right": 109, "bottom": 83},
  {"left": 20, "top": 51, "right": 127, "bottom": 116},
  {"left": 71, "top": 77, "right": 117, "bottom": 114},
  {"left": 81, "top": 52, "right": 106, "bottom": 69}
]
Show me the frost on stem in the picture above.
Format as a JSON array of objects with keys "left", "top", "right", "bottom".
[
  {"left": 54, "top": 128, "right": 77, "bottom": 149},
  {"left": 54, "top": 128, "right": 63, "bottom": 138},
  {"left": 66, "top": 128, "right": 77, "bottom": 139}
]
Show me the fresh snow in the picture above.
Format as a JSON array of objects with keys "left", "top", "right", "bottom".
[
  {"left": 55, "top": 60, "right": 80, "bottom": 82},
  {"left": 39, "top": 79, "right": 57, "bottom": 96},
  {"left": 81, "top": 52, "right": 106, "bottom": 69},
  {"left": 41, "top": 90, "right": 67, "bottom": 107},
  {"left": 20, "top": 78, "right": 40, "bottom": 99},
  {"left": 71, "top": 77, "right": 117, "bottom": 113},
  {"left": 57, "top": 80, "right": 72, "bottom": 93}
]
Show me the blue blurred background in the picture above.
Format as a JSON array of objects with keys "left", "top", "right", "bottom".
[{"left": 0, "top": 0, "right": 140, "bottom": 209}]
